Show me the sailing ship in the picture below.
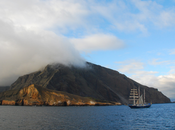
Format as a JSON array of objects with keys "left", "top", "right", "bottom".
[{"left": 128, "top": 87, "right": 151, "bottom": 108}]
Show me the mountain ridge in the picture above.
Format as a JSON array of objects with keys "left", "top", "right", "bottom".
[{"left": 9, "top": 62, "right": 170, "bottom": 104}]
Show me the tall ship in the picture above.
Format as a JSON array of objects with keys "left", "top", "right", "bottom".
[{"left": 128, "top": 87, "right": 151, "bottom": 108}]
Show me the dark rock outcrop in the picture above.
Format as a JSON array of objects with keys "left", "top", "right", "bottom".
[{"left": 9, "top": 62, "right": 170, "bottom": 104}]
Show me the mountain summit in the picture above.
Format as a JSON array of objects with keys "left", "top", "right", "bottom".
[{"left": 9, "top": 62, "right": 170, "bottom": 104}]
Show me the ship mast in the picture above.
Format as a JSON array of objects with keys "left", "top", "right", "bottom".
[
  {"left": 144, "top": 89, "right": 145, "bottom": 104},
  {"left": 129, "top": 88, "right": 138, "bottom": 105},
  {"left": 138, "top": 87, "right": 140, "bottom": 104}
]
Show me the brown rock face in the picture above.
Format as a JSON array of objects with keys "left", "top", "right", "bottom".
[
  {"left": 19, "top": 85, "right": 41, "bottom": 100},
  {"left": 1, "top": 100, "right": 15, "bottom": 105},
  {"left": 0, "top": 84, "right": 120, "bottom": 106}
]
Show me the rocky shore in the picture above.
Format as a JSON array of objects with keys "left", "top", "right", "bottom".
[{"left": 0, "top": 84, "right": 121, "bottom": 106}]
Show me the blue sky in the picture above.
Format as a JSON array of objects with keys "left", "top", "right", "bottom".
[{"left": 0, "top": 0, "right": 175, "bottom": 100}]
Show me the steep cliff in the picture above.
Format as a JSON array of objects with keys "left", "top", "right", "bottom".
[
  {"left": 0, "top": 84, "right": 119, "bottom": 106},
  {"left": 9, "top": 62, "right": 170, "bottom": 104}
]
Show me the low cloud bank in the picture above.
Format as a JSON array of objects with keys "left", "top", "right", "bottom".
[{"left": 0, "top": 20, "right": 85, "bottom": 86}]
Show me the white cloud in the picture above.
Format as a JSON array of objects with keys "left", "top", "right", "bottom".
[
  {"left": 88, "top": 0, "right": 175, "bottom": 33},
  {"left": 0, "top": 19, "right": 85, "bottom": 86},
  {"left": 158, "top": 10, "right": 175, "bottom": 27},
  {"left": 70, "top": 34, "right": 125, "bottom": 52},
  {"left": 0, "top": 0, "right": 90, "bottom": 32},
  {"left": 131, "top": 0, "right": 174, "bottom": 27},
  {"left": 0, "top": 0, "right": 174, "bottom": 40},
  {"left": 116, "top": 60, "right": 144, "bottom": 74},
  {"left": 91, "top": 0, "right": 147, "bottom": 33},
  {"left": 0, "top": 0, "right": 175, "bottom": 88},
  {"left": 148, "top": 59, "right": 173, "bottom": 66},
  {"left": 156, "top": 74, "right": 175, "bottom": 98},
  {"left": 1, "top": 0, "right": 175, "bottom": 34},
  {"left": 132, "top": 72, "right": 175, "bottom": 99},
  {"left": 116, "top": 60, "right": 175, "bottom": 99},
  {"left": 0, "top": 0, "right": 128, "bottom": 86},
  {"left": 170, "top": 49, "right": 175, "bottom": 55}
]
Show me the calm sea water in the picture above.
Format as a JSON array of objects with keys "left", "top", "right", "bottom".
[{"left": 0, "top": 103, "right": 174, "bottom": 130}]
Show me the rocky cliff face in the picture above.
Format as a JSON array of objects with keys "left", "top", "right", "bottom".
[
  {"left": 9, "top": 62, "right": 170, "bottom": 104},
  {"left": 0, "top": 84, "right": 120, "bottom": 106}
]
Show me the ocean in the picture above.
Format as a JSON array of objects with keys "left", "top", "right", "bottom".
[{"left": 0, "top": 103, "right": 174, "bottom": 130}]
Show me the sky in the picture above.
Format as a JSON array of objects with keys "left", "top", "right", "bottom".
[{"left": 0, "top": 0, "right": 175, "bottom": 101}]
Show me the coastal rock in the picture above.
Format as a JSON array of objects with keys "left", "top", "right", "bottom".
[
  {"left": 1, "top": 100, "right": 15, "bottom": 105},
  {"left": 0, "top": 84, "right": 120, "bottom": 106}
]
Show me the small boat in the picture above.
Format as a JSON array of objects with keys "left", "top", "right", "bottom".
[{"left": 128, "top": 87, "right": 151, "bottom": 108}]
